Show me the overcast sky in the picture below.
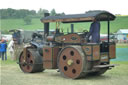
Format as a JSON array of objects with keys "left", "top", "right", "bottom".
[{"left": 0, "top": 0, "right": 128, "bottom": 15}]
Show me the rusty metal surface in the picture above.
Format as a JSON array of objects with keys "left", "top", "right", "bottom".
[
  {"left": 52, "top": 47, "right": 60, "bottom": 68},
  {"left": 93, "top": 45, "right": 100, "bottom": 60},
  {"left": 43, "top": 47, "right": 60, "bottom": 69},
  {"left": 58, "top": 46, "right": 87, "bottom": 79},
  {"left": 100, "top": 53, "right": 109, "bottom": 62},
  {"left": 46, "top": 36, "right": 54, "bottom": 42},
  {"left": 82, "top": 46, "right": 92, "bottom": 55},
  {"left": 87, "top": 56, "right": 92, "bottom": 61},
  {"left": 43, "top": 47, "right": 52, "bottom": 69},
  {"left": 109, "top": 44, "right": 116, "bottom": 59},
  {"left": 82, "top": 45, "right": 100, "bottom": 61},
  {"left": 55, "top": 33, "right": 81, "bottom": 43}
]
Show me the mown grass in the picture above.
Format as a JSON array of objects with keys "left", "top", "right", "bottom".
[
  {"left": 1, "top": 56, "right": 128, "bottom": 85},
  {"left": 0, "top": 45, "right": 128, "bottom": 85},
  {"left": 1, "top": 16, "right": 128, "bottom": 34},
  {"left": 116, "top": 43, "right": 128, "bottom": 48}
]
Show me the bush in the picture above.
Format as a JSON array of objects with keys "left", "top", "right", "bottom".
[{"left": 23, "top": 16, "right": 32, "bottom": 25}]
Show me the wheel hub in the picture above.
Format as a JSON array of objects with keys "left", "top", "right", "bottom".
[{"left": 67, "top": 59, "right": 74, "bottom": 66}]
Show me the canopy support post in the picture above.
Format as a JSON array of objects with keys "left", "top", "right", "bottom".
[
  {"left": 107, "top": 16, "right": 110, "bottom": 61},
  {"left": 107, "top": 20, "right": 110, "bottom": 43}
]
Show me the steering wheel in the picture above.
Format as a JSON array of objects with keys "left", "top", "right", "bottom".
[
  {"left": 83, "top": 30, "right": 88, "bottom": 33},
  {"left": 82, "top": 30, "right": 90, "bottom": 42},
  {"left": 83, "top": 30, "right": 88, "bottom": 36}
]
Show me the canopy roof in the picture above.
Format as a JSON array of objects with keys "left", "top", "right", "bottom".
[{"left": 41, "top": 11, "right": 116, "bottom": 23}]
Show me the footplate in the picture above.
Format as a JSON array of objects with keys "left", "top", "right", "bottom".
[{"left": 94, "top": 64, "right": 117, "bottom": 68}]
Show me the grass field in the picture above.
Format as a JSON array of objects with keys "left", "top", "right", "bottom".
[
  {"left": 1, "top": 16, "right": 128, "bottom": 34},
  {"left": 0, "top": 45, "right": 128, "bottom": 85},
  {"left": 116, "top": 43, "right": 128, "bottom": 48},
  {"left": 1, "top": 57, "right": 128, "bottom": 85}
]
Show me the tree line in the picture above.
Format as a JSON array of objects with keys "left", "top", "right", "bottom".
[{"left": 0, "top": 8, "right": 65, "bottom": 19}]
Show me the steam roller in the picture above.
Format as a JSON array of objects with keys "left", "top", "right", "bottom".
[{"left": 17, "top": 11, "right": 117, "bottom": 79}]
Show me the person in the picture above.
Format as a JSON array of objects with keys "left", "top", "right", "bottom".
[
  {"left": 87, "top": 19, "right": 100, "bottom": 43},
  {"left": 123, "top": 37, "right": 126, "bottom": 43},
  {"left": 0, "top": 41, "right": 2, "bottom": 59},
  {"left": 8, "top": 39, "right": 14, "bottom": 60},
  {"left": 0, "top": 40, "right": 7, "bottom": 60}
]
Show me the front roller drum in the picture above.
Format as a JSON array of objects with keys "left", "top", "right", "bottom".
[
  {"left": 19, "top": 48, "right": 44, "bottom": 73},
  {"left": 58, "top": 46, "right": 87, "bottom": 79}
]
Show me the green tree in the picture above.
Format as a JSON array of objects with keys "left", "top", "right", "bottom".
[
  {"left": 61, "top": 12, "right": 65, "bottom": 15},
  {"left": 0, "top": 8, "right": 37, "bottom": 19},
  {"left": 23, "top": 16, "right": 32, "bottom": 25},
  {"left": 37, "top": 8, "right": 49, "bottom": 18},
  {"left": 56, "top": 12, "right": 65, "bottom": 16},
  {"left": 50, "top": 9, "right": 56, "bottom": 16}
]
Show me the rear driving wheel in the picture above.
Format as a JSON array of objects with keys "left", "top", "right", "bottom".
[{"left": 58, "top": 46, "right": 87, "bottom": 79}]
